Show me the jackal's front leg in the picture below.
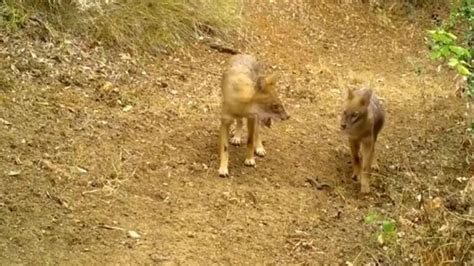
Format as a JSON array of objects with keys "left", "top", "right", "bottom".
[
  {"left": 255, "top": 122, "right": 266, "bottom": 157},
  {"left": 218, "top": 118, "right": 232, "bottom": 177},
  {"left": 244, "top": 116, "right": 257, "bottom": 167},
  {"left": 230, "top": 118, "right": 244, "bottom": 146},
  {"left": 360, "top": 138, "right": 375, "bottom": 194},
  {"left": 371, "top": 151, "right": 380, "bottom": 171},
  {"left": 349, "top": 139, "right": 361, "bottom": 181}
]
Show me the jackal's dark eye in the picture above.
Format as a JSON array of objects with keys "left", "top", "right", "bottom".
[{"left": 271, "top": 103, "right": 281, "bottom": 111}]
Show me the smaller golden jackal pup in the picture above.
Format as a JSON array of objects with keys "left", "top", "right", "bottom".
[
  {"left": 218, "top": 54, "right": 290, "bottom": 177},
  {"left": 341, "top": 87, "right": 385, "bottom": 194}
]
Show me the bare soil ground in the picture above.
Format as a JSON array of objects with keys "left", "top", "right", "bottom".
[{"left": 0, "top": 1, "right": 472, "bottom": 265}]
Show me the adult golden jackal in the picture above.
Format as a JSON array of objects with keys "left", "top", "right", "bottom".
[
  {"left": 218, "top": 54, "right": 290, "bottom": 177},
  {"left": 341, "top": 87, "right": 385, "bottom": 194}
]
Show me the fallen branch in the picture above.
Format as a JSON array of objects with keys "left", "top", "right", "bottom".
[{"left": 209, "top": 43, "right": 240, "bottom": 55}]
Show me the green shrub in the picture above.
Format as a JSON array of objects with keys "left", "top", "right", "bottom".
[
  {"left": 0, "top": 2, "right": 27, "bottom": 31},
  {"left": 427, "top": 0, "right": 473, "bottom": 132}
]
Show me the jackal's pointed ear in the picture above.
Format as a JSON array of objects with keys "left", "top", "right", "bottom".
[
  {"left": 265, "top": 73, "right": 279, "bottom": 86},
  {"left": 257, "top": 73, "right": 279, "bottom": 91},
  {"left": 359, "top": 89, "right": 373, "bottom": 106}
]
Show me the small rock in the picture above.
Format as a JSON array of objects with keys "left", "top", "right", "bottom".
[
  {"left": 122, "top": 105, "right": 133, "bottom": 112},
  {"left": 76, "top": 166, "right": 88, "bottom": 174},
  {"left": 7, "top": 170, "right": 21, "bottom": 176},
  {"left": 0, "top": 118, "right": 12, "bottom": 125},
  {"left": 128, "top": 230, "right": 140, "bottom": 239},
  {"left": 416, "top": 194, "right": 422, "bottom": 202}
]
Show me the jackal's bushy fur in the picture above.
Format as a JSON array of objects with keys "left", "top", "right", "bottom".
[
  {"left": 341, "top": 87, "right": 385, "bottom": 193},
  {"left": 218, "top": 54, "right": 290, "bottom": 177}
]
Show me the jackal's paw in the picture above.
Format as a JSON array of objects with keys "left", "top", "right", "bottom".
[
  {"left": 360, "top": 184, "right": 370, "bottom": 194},
  {"left": 371, "top": 163, "right": 380, "bottom": 171},
  {"left": 244, "top": 158, "right": 256, "bottom": 167},
  {"left": 255, "top": 147, "right": 266, "bottom": 157},
  {"left": 351, "top": 172, "right": 359, "bottom": 181},
  {"left": 230, "top": 136, "right": 242, "bottom": 146},
  {"left": 360, "top": 178, "right": 370, "bottom": 194},
  {"left": 218, "top": 167, "right": 229, "bottom": 177}
]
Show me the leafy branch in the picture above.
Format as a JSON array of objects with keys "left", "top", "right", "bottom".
[{"left": 427, "top": 0, "right": 473, "bottom": 132}]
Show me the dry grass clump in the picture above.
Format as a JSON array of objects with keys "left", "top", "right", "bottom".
[
  {"left": 417, "top": 215, "right": 473, "bottom": 263},
  {"left": 0, "top": 0, "right": 243, "bottom": 52},
  {"left": 89, "top": 0, "right": 243, "bottom": 50},
  {"left": 337, "top": 0, "right": 450, "bottom": 17}
]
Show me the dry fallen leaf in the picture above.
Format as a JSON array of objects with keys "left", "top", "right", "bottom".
[{"left": 377, "top": 234, "right": 384, "bottom": 245}]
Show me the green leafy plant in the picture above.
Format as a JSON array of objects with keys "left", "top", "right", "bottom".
[
  {"left": 381, "top": 220, "right": 397, "bottom": 242},
  {"left": 0, "top": 3, "right": 27, "bottom": 31},
  {"left": 364, "top": 211, "right": 397, "bottom": 245},
  {"left": 364, "top": 211, "right": 380, "bottom": 224},
  {"left": 427, "top": 0, "right": 473, "bottom": 132},
  {"left": 429, "top": 30, "right": 472, "bottom": 76}
]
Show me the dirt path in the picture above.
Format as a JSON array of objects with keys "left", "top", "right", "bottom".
[{"left": 0, "top": 1, "right": 471, "bottom": 265}]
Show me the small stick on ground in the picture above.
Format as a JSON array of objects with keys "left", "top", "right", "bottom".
[
  {"left": 352, "top": 245, "right": 365, "bottom": 265},
  {"left": 81, "top": 189, "right": 101, "bottom": 196},
  {"left": 98, "top": 224, "right": 126, "bottom": 231},
  {"left": 334, "top": 187, "right": 348, "bottom": 204},
  {"left": 209, "top": 43, "right": 240, "bottom": 55}
]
